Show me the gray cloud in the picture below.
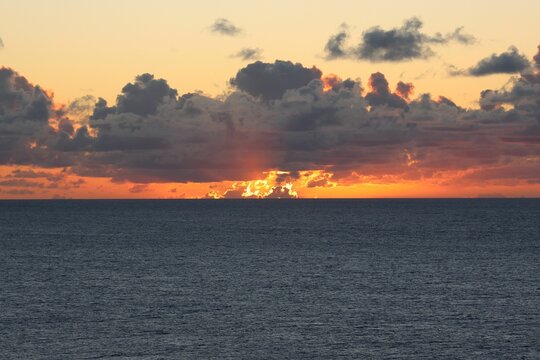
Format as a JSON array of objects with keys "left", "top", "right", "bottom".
[
  {"left": 395, "top": 81, "right": 414, "bottom": 100},
  {"left": 6, "top": 169, "right": 64, "bottom": 182},
  {"left": 479, "top": 47, "right": 540, "bottom": 112},
  {"left": 0, "top": 189, "right": 34, "bottom": 195},
  {"left": 116, "top": 73, "right": 177, "bottom": 116},
  {"left": 90, "top": 73, "right": 177, "bottom": 120},
  {"left": 437, "top": 96, "right": 458, "bottom": 108},
  {"left": 451, "top": 47, "right": 531, "bottom": 76},
  {"left": 324, "top": 18, "right": 475, "bottom": 62},
  {"left": 129, "top": 184, "right": 149, "bottom": 193},
  {"left": 0, "top": 168, "right": 87, "bottom": 195},
  {"left": 0, "top": 67, "right": 56, "bottom": 165},
  {"left": 0, "top": 179, "right": 45, "bottom": 188},
  {"left": 1, "top": 48, "right": 539, "bottom": 188},
  {"left": 365, "top": 73, "right": 408, "bottom": 109},
  {"left": 210, "top": 18, "right": 242, "bottom": 36},
  {"left": 324, "top": 25, "right": 349, "bottom": 60},
  {"left": 230, "top": 60, "right": 322, "bottom": 101},
  {"left": 231, "top": 47, "right": 263, "bottom": 61}
]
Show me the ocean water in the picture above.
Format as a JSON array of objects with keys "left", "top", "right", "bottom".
[{"left": 0, "top": 199, "right": 538, "bottom": 359}]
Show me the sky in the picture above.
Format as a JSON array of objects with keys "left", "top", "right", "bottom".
[{"left": 0, "top": 0, "right": 539, "bottom": 198}]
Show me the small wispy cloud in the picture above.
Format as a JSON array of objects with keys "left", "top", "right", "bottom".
[
  {"left": 129, "top": 184, "right": 149, "bottom": 194},
  {"left": 0, "top": 38, "right": 4, "bottom": 49},
  {"left": 231, "top": 47, "right": 263, "bottom": 61},
  {"left": 210, "top": 18, "right": 242, "bottom": 36}
]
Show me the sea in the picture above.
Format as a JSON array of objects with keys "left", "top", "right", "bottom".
[{"left": 0, "top": 199, "right": 538, "bottom": 359}]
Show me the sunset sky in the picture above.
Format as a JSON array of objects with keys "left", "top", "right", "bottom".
[{"left": 1, "top": 0, "right": 539, "bottom": 198}]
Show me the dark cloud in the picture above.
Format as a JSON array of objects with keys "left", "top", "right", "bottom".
[
  {"left": 0, "top": 189, "right": 34, "bottom": 195},
  {"left": 0, "top": 168, "right": 86, "bottom": 192},
  {"left": 231, "top": 48, "right": 263, "bottom": 61},
  {"left": 1, "top": 67, "right": 36, "bottom": 111},
  {"left": 66, "top": 58, "right": 537, "bottom": 185},
  {"left": 533, "top": 45, "right": 540, "bottom": 66},
  {"left": 479, "top": 46, "right": 540, "bottom": 113},
  {"left": 452, "top": 47, "right": 531, "bottom": 76},
  {"left": 365, "top": 73, "right": 408, "bottom": 109},
  {"left": 88, "top": 73, "right": 177, "bottom": 128},
  {"left": 1, "top": 48, "right": 539, "bottom": 188},
  {"left": 116, "top": 73, "right": 177, "bottom": 116},
  {"left": 210, "top": 18, "right": 242, "bottom": 36},
  {"left": 0, "top": 67, "right": 60, "bottom": 165},
  {"left": 324, "top": 18, "right": 475, "bottom": 62},
  {"left": 6, "top": 169, "right": 64, "bottom": 182},
  {"left": 437, "top": 96, "right": 459, "bottom": 108},
  {"left": 395, "top": 81, "right": 414, "bottom": 100},
  {"left": 230, "top": 60, "right": 322, "bottom": 100},
  {"left": 324, "top": 25, "right": 349, "bottom": 60},
  {"left": 359, "top": 18, "right": 430, "bottom": 61},
  {"left": 0, "top": 179, "right": 45, "bottom": 188},
  {"left": 129, "top": 184, "right": 148, "bottom": 193},
  {"left": 90, "top": 98, "right": 116, "bottom": 120}
]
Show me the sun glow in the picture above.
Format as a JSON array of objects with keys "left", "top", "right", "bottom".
[
  {"left": 322, "top": 74, "right": 343, "bottom": 92},
  {"left": 204, "top": 170, "right": 340, "bottom": 199},
  {"left": 213, "top": 171, "right": 299, "bottom": 199}
]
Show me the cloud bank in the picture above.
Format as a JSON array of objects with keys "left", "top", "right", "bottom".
[{"left": 1, "top": 46, "right": 539, "bottom": 195}]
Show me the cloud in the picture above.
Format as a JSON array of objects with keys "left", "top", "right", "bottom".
[
  {"left": 365, "top": 73, "right": 408, "bottom": 109},
  {"left": 0, "top": 189, "right": 34, "bottom": 195},
  {"left": 231, "top": 47, "right": 263, "bottom": 61},
  {"left": 230, "top": 60, "right": 322, "bottom": 100},
  {"left": 0, "top": 179, "right": 45, "bottom": 188},
  {"left": 324, "top": 17, "right": 475, "bottom": 62},
  {"left": 1, "top": 47, "right": 539, "bottom": 189},
  {"left": 479, "top": 47, "right": 540, "bottom": 112},
  {"left": 0, "top": 168, "right": 87, "bottom": 194},
  {"left": 437, "top": 96, "right": 458, "bottom": 108},
  {"left": 395, "top": 81, "right": 414, "bottom": 100},
  {"left": 115, "top": 73, "right": 177, "bottom": 116},
  {"left": 264, "top": 185, "right": 298, "bottom": 199},
  {"left": 210, "top": 18, "right": 242, "bottom": 36},
  {"left": 217, "top": 171, "right": 299, "bottom": 199},
  {"left": 6, "top": 169, "right": 64, "bottom": 182},
  {"left": 324, "top": 25, "right": 349, "bottom": 60},
  {"left": 533, "top": 46, "right": 540, "bottom": 65},
  {"left": 0, "top": 38, "right": 4, "bottom": 49},
  {"left": 0, "top": 67, "right": 60, "bottom": 166},
  {"left": 129, "top": 184, "right": 149, "bottom": 193},
  {"left": 451, "top": 47, "right": 531, "bottom": 76}
]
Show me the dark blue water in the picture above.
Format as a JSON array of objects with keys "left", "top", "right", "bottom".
[{"left": 0, "top": 199, "right": 538, "bottom": 359}]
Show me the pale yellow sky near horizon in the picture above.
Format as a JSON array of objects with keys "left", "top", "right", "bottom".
[{"left": 1, "top": 0, "right": 539, "bottom": 108}]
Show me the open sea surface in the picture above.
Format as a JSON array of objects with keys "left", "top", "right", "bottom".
[{"left": 0, "top": 199, "right": 539, "bottom": 359}]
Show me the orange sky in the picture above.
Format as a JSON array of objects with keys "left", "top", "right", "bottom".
[
  {"left": 1, "top": 1, "right": 540, "bottom": 198},
  {"left": 1, "top": 165, "right": 539, "bottom": 199}
]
